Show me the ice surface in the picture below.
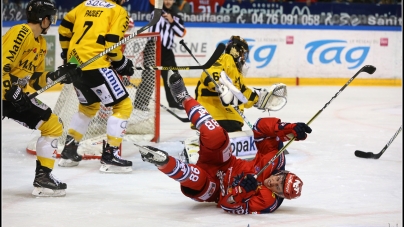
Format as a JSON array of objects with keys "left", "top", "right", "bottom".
[{"left": 2, "top": 86, "right": 402, "bottom": 227}]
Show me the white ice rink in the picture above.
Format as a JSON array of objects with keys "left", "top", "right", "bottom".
[{"left": 2, "top": 85, "right": 402, "bottom": 227}]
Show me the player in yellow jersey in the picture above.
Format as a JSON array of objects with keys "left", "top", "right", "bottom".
[
  {"left": 58, "top": 0, "right": 136, "bottom": 173},
  {"left": 2, "top": 0, "right": 82, "bottom": 197},
  {"left": 195, "top": 36, "right": 272, "bottom": 133}
]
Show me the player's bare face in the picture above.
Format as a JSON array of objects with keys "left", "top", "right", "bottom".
[
  {"left": 41, "top": 17, "right": 51, "bottom": 34},
  {"left": 263, "top": 174, "right": 285, "bottom": 196},
  {"left": 164, "top": 0, "right": 174, "bottom": 9}
]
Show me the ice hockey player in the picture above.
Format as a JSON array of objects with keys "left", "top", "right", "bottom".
[
  {"left": 57, "top": 0, "right": 135, "bottom": 173},
  {"left": 136, "top": 72, "right": 311, "bottom": 214},
  {"left": 2, "top": 0, "right": 82, "bottom": 196}
]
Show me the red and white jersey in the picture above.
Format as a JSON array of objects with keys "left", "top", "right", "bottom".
[{"left": 217, "top": 117, "right": 287, "bottom": 214}]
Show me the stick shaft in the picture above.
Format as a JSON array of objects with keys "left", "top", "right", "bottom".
[
  {"left": 256, "top": 65, "right": 377, "bottom": 177},
  {"left": 28, "top": 0, "right": 164, "bottom": 99},
  {"left": 180, "top": 40, "right": 255, "bottom": 129}
]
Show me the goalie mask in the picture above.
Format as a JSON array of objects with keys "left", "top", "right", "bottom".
[{"left": 225, "top": 36, "right": 249, "bottom": 74}]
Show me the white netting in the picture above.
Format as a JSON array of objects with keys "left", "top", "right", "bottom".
[{"left": 26, "top": 33, "right": 161, "bottom": 159}]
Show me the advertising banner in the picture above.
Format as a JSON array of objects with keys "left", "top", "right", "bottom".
[
  {"left": 43, "top": 35, "right": 56, "bottom": 72},
  {"left": 173, "top": 27, "right": 402, "bottom": 78}
]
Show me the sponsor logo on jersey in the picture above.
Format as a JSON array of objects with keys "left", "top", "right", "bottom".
[
  {"left": 19, "top": 59, "right": 37, "bottom": 71},
  {"left": 85, "top": 0, "right": 115, "bottom": 8},
  {"left": 6, "top": 25, "right": 29, "bottom": 62},
  {"left": 69, "top": 49, "right": 83, "bottom": 65},
  {"left": 101, "top": 68, "right": 125, "bottom": 99},
  {"left": 199, "top": 181, "right": 216, "bottom": 201},
  {"left": 3, "top": 64, "right": 11, "bottom": 72}
]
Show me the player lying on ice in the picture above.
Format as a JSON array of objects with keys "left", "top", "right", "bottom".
[{"left": 136, "top": 72, "right": 312, "bottom": 214}]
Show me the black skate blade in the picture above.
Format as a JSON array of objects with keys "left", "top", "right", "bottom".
[{"left": 354, "top": 150, "right": 374, "bottom": 159}]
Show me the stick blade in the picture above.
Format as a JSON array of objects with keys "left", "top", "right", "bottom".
[
  {"left": 203, "top": 43, "right": 226, "bottom": 68},
  {"left": 362, "top": 65, "right": 376, "bottom": 74},
  {"left": 354, "top": 150, "right": 375, "bottom": 159}
]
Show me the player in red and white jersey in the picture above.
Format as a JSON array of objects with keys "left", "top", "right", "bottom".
[{"left": 137, "top": 72, "right": 311, "bottom": 214}]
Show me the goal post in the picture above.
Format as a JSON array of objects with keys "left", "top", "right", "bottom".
[{"left": 26, "top": 32, "right": 161, "bottom": 159}]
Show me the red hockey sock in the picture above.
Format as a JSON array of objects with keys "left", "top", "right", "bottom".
[
  {"left": 183, "top": 98, "right": 212, "bottom": 130},
  {"left": 158, "top": 157, "right": 193, "bottom": 183},
  {"left": 159, "top": 156, "right": 209, "bottom": 193}
]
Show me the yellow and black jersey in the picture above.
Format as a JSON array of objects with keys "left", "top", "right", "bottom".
[
  {"left": 195, "top": 53, "right": 259, "bottom": 124},
  {"left": 2, "top": 24, "right": 50, "bottom": 100},
  {"left": 58, "top": 0, "right": 130, "bottom": 70}
]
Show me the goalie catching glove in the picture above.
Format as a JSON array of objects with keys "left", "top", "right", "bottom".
[
  {"left": 276, "top": 122, "right": 312, "bottom": 142},
  {"left": 218, "top": 71, "right": 247, "bottom": 106},
  {"left": 254, "top": 83, "right": 287, "bottom": 111},
  {"left": 111, "top": 56, "right": 134, "bottom": 76},
  {"left": 47, "top": 63, "right": 82, "bottom": 84}
]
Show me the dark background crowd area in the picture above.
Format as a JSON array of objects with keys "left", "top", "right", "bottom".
[{"left": 2, "top": 0, "right": 401, "bottom": 12}]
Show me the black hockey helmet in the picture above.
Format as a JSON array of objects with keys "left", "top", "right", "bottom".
[
  {"left": 225, "top": 36, "right": 249, "bottom": 73},
  {"left": 26, "top": 0, "right": 57, "bottom": 24}
]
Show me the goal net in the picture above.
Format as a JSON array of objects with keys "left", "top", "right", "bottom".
[{"left": 26, "top": 32, "right": 161, "bottom": 159}]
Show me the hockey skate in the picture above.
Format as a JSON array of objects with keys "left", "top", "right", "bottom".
[
  {"left": 58, "top": 135, "right": 82, "bottom": 167},
  {"left": 32, "top": 160, "right": 67, "bottom": 197},
  {"left": 100, "top": 140, "right": 132, "bottom": 173},
  {"left": 134, "top": 144, "right": 169, "bottom": 166},
  {"left": 168, "top": 71, "right": 190, "bottom": 104}
]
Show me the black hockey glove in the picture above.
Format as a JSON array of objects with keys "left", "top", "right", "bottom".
[
  {"left": 60, "top": 50, "right": 67, "bottom": 65},
  {"left": 111, "top": 56, "right": 134, "bottom": 76},
  {"left": 276, "top": 122, "right": 312, "bottom": 141},
  {"left": 239, "top": 174, "right": 258, "bottom": 193},
  {"left": 4, "top": 85, "right": 32, "bottom": 112},
  {"left": 47, "top": 63, "right": 82, "bottom": 84},
  {"left": 229, "top": 174, "right": 258, "bottom": 204}
]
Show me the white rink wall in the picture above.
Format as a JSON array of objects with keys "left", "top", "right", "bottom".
[{"left": 2, "top": 25, "right": 402, "bottom": 79}]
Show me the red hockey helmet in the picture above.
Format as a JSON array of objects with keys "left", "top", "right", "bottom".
[
  {"left": 265, "top": 170, "right": 303, "bottom": 200},
  {"left": 198, "top": 123, "right": 232, "bottom": 166},
  {"left": 281, "top": 171, "right": 303, "bottom": 200}
]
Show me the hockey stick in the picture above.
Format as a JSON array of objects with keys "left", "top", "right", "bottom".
[
  {"left": 123, "top": 78, "right": 190, "bottom": 123},
  {"left": 132, "top": 43, "right": 225, "bottom": 71},
  {"left": 255, "top": 65, "right": 377, "bottom": 178},
  {"left": 179, "top": 39, "right": 255, "bottom": 129},
  {"left": 354, "top": 125, "right": 402, "bottom": 159},
  {"left": 27, "top": 0, "right": 164, "bottom": 100}
]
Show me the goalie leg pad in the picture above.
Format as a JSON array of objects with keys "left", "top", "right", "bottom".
[{"left": 32, "top": 187, "right": 66, "bottom": 197}]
